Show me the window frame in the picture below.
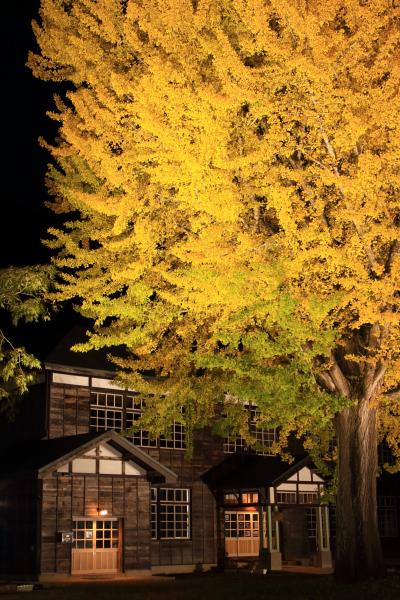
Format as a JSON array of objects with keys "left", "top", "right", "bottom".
[
  {"left": 223, "top": 404, "right": 276, "bottom": 455},
  {"left": 89, "top": 390, "right": 186, "bottom": 450},
  {"left": 151, "top": 487, "right": 191, "bottom": 540}
]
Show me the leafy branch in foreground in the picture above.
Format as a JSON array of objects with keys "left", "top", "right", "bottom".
[{"left": 0, "top": 265, "right": 54, "bottom": 400}]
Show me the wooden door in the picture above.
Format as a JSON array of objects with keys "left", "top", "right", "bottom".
[
  {"left": 224, "top": 511, "right": 260, "bottom": 557},
  {"left": 71, "top": 519, "right": 120, "bottom": 574}
]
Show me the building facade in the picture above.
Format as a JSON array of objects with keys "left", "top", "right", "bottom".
[{"left": 0, "top": 330, "right": 398, "bottom": 580}]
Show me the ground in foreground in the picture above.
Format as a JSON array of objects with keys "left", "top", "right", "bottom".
[{"left": 2, "top": 572, "right": 400, "bottom": 600}]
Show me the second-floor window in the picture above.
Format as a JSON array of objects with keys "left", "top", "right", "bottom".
[
  {"left": 90, "top": 391, "right": 185, "bottom": 450},
  {"left": 223, "top": 404, "right": 276, "bottom": 454}
]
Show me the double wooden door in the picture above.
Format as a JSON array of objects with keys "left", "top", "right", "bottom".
[
  {"left": 71, "top": 519, "right": 120, "bottom": 574},
  {"left": 224, "top": 511, "right": 260, "bottom": 557}
]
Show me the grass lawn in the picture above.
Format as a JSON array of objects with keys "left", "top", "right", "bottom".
[{"left": 2, "top": 572, "right": 400, "bottom": 600}]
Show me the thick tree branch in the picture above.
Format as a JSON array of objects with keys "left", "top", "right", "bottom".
[
  {"left": 319, "top": 120, "right": 380, "bottom": 274},
  {"left": 316, "top": 371, "right": 337, "bottom": 392},
  {"left": 384, "top": 239, "right": 399, "bottom": 275}
]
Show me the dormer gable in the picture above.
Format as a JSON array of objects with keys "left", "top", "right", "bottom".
[{"left": 38, "top": 430, "right": 177, "bottom": 484}]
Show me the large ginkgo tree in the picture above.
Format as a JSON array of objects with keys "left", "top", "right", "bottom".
[{"left": 30, "top": 0, "right": 400, "bottom": 581}]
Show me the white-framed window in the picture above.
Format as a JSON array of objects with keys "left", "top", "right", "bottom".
[
  {"left": 299, "top": 491, "right": 319, "bottom": 504},
  {"left": 159, "top": 421, "right": 186, "bottom": 450},
  {"left": 276, "top": 490, "right": 318, "bottom": 504},
  {"left": 276, "top": 491, "right": 297, "bottom": 504},
  {"left": 151, "top": 488, "right": 158, "bottom": 540},
  {"left": 305, "top": 508, "right": 317, "bottom": 539},
  {"left": 151, "top": 488, "right": 191, "bottom": 539},
  {"left": 90, "top": 391, "right": 185, "bottom": 449},
  {"left": 378, "top": 496, "right": 399, "bottom": 538},
  {"left": 223, "top": 404, "right": 276, "bottom": 454},
  {"left": 223, "top": 435, "right": 247, "bottom": 454},
  {"left": 125, "top": 396, "right": 157, "bottom": 447},
  {"left": 224, "top": 511, "right": 259, "bottom": 538},
  {"left": 90, "top": 392, "right": 123, "bottom": 431}
]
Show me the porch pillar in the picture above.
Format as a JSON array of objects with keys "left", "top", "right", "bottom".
[
  {"left": 265, "top": 504, "right": 282, "bottom": 571},
  {"left": 316, "top": 506, "right": 332, "bottom": 568}
]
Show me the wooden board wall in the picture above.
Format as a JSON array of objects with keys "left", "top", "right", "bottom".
[
  {"left": 47, "top": 383, "right": 226, "bottom": 568},
  {"left": 48, "top": 384, "right": 90, "bottom": 438},
  {"left": 40, "top": 473, "right": 152, "bottom": 575}
]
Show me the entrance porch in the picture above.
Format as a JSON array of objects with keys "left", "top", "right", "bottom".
[{"left": 203, "top": 454, "right": 332, "bottom": 571}]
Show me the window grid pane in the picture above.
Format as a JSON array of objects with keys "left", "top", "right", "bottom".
[
  {"left": 224, "top": 405, "right": 276, "bottom": 455},
  {"left": 159, "top": 421, "right": 186, "bottom": 450},
  {"left": 125, "top": 404, "right": 157, "bottom": 447},
  {"left": 90, "top": 392, "right": 123, "bottom": 432},
  {"left": 378, "top": 496, "right": 399, "bottom": 538},
  {"left": 90, "top": 392, "right": 185, "bottom": 449},
  {"left": 224, "top": 511, "right": 259, "bottom": 538},
  {"left": 153, "top": 488, "right": 190, "bottom": 540},
  {"left": 276, "top": 491, "right": 297, "bottom": 504},
  {"left": 306, "top": 508, "right": 317, "bottom": 539}
]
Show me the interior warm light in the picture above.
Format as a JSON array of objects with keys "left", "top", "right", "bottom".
[{"left": 99, "top": 509, "right": 108, "bottom": 516}]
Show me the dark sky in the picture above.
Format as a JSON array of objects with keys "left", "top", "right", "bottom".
[
  {"left": 3, "top": 0, "right": 55, "bottom": 269},
  {"left": 2, "top": 1, "right": 82, "bottom": 357}
]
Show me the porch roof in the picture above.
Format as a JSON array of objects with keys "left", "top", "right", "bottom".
[
  {"left": 202, "top": 452, "right": 313, "bottom": 490},
  {"left": 0, "top": 430, "right": 177, "bottom": 483}
]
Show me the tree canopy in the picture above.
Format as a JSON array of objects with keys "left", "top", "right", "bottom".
[
  {"left": 30, "top": 0, "right": 400, "bottom": 581},
  {"left": 0, "top": 266, "right": 53, "bottom": 404}
]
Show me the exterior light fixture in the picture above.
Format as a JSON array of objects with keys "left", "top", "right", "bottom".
[{"left": 98, "top": 509, "right": 108, "bottom": 516}]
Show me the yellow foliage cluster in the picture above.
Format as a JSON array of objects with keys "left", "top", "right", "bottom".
[{"left": 30, "top": 0, "right": 400, "bottom": 454}]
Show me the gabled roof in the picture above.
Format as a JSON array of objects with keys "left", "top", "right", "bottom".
[
  {"left": 202, "top": 452, "right": 318, "bottom": 490},
  {"left": 0, "top": 431, "right": 177, "bottom": 484}
]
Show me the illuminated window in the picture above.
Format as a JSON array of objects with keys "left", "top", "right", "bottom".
[
  {"left": 224, "top": 493, "right": 239, "bottom": 505},
  {"left": 224, "top": 511, "right": 259, "bottom": 538},
  {"left": 241, "top": 492, "right": 259, "bottom": 504}
]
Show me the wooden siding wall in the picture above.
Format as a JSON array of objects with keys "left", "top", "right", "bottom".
[
  {"left": 47, "top": 383, "right": 224, "bottom": 568},
  {"left": 48, "top": 384, "right": 90, "bottom": 438},
  {"left": 0, "top": 475, "right": 39, "bottom": 577},
  {"left": 40, "top": 473, "right": 151, "bottom": 575},
  {"left": 148, "top": 429, "right": 222, "bottom": 567}
]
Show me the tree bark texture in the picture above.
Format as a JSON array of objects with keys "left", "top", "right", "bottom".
[
  {"left": 317, "top": 327, "right": 387, "bottom": 582},
  {"left": 334, "top": 398, "right": 386, "bottom": 582}
]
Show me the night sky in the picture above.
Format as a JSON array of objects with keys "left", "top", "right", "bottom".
[
  {"left": 3, "top": 1, "right": 54, "bottom": 268},
  {"left": 2, "top": 1, "right": 82, "bottom": 358}
]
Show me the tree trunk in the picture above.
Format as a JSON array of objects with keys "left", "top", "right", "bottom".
[{"left": 334, "top": 397, "right": 386, "bottom": 582}]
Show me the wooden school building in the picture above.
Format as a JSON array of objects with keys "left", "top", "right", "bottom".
[{"left": 0, "top": 328, "right": 398, "bottom": 580}]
